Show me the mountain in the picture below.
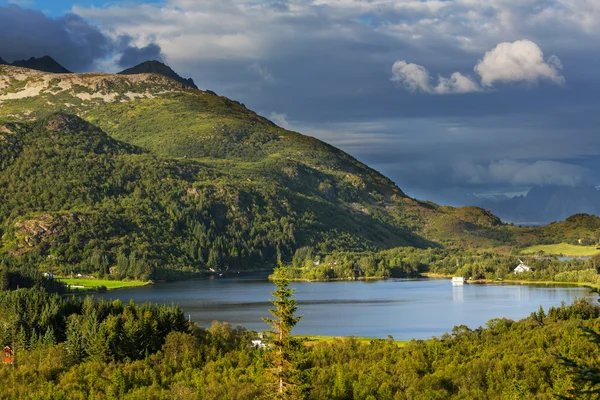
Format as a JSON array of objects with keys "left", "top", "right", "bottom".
[
  {"left": 10, "top": 56, "right": 72, "bottom": 74},
  {"left": 0, "top": 57, "right": 6, "bottom": 65},
  {"left": 481, "top": 186, "right": 600, "bottom": 225},
  {"left": 119, "top": 60, "right": 198, "bottom": 89},
  {"left": 2, "top": 63, "right": 588, "bottom": 278}
]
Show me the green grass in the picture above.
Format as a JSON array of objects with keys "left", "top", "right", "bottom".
[
  {"left": 58, "top": 277, "right": 151, "bottom": 290},
  {"left": 299, "top": 335, "right": 408, "bottom": 347},
  {"left": 520, "top": 243, "right": 600, "bottom": 256}
]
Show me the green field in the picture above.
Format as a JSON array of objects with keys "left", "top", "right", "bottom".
[
  {"left": 58, "top": 277, "right": 151, "bottom": 291},
  {"left": 521, "top": 243, "right": 600, "bottom": 256},
  {"left": 299, "top": 335, "right": 408, "bottom": 347}
]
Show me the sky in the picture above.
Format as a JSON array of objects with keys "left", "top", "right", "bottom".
[{"left": 1, "top": 0, "right": 599, "bottom": 205}]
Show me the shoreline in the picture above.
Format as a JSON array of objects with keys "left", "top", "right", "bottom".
[
  {"left": 467, "top": 278, "right": 600, "bottom": 290},
  {"left": 299, "top": 335, "right": 408, "bottom": 346},
  {"left": 286, "top": 272, "right": 600, "bottom": 291},
  {"left": 65, "top": 271, "right": 600, "bottom": 293}
]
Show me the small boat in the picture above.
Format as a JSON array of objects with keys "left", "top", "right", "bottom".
[{"left": 451, "top": 277, "right": 465, "bottom": 285}]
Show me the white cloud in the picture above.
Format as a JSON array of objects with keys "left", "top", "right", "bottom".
[
  {"left": 269, "top": 112, "right": 291, "bottom": 129},
  {"left": 391, "top": 61, "right": 433, "bottom": 93},
  {"left": 391, "top": 61, "right": 481, "bottom": 94},
  {"left": 74, "top": 0, "right": 599, "bottom": 68},
  {"left": 434, "top": 72, "right": 482, "bottom": 94},
  {"left": 249, "top": 62, "right": 275, "bottom": 83},
  {"left": 475, "top": 40, "right": 564, "bottom": 86},
  {"left": 392, "top": 40, "right": 564, "bottom": 95}
]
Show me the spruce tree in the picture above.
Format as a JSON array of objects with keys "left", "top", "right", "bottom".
[
  {"left": 263, "top": 262, "right": 306, "bottom": 399},
  {"left": 557, "top": 289, "right": 600, "bottom": 398}
]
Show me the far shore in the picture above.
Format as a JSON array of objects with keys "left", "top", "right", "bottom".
[{"left": 285, "top": 272, "right": 600, "bottom": 291}]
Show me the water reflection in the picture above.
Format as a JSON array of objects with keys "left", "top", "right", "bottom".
[
  {"left": 452, "top": 285, "right": 464, "bottom": 302},
  {"left": 93, "top": 277, "right": 596, "bottom": 340}
]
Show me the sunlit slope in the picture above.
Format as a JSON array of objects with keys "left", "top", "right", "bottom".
[{"left": 0, "top": 113, "right": 437, "bottom": 278}]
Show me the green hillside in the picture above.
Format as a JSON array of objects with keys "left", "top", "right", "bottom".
[
  {"left": 1, "top": 64, "right": 596, "bottom": 279},
  {"left": 0, "top": 113, "right": 435, "bottom": 279}
]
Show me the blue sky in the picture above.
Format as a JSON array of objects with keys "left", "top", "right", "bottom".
[
  {"left": 1, "top": 1, "right": 163, "bottom": 15},
  {"left": 1, "top": 0, "right": 599, "bottom": 205}
]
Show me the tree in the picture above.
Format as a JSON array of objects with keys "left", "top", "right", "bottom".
[
  {"left": 557, "top": 288, "right": 600, "bottom": 399},
  {"left": 557, "top": 327, "right": 600, "bottom": 399},
  {"left": 0, "top": 267, "right": 8, "bottom": 291},
  {"left": 263, "top": 262, "right": 306, "bottom": 399}
]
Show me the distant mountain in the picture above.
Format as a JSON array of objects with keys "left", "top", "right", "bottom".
[
  {"left": 0, "top": 57, "right": 7, "bottom": 65},
  {"left": 119, "top": 60, "right": 198, "bottom": 89},
  {"left": 481, "top": 185, "right": 600, "bottom": 225},
  {"left": 11, "top": 56, "right": 71, "bottom": 73}
]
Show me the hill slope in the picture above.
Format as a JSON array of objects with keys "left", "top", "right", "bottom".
[{"left": 0, "top": 113, "right": 437, "bottom": 278}]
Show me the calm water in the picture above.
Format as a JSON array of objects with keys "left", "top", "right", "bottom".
[{"left": 93, "top": 277, "right": 596, "bottom": 340}]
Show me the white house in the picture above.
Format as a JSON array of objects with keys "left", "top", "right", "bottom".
[
  {"left": 513, "top": 262, "right": 533, "bottom": 274},
  {"left": 251, "top": 338, "right": 267, "bottom": 349}
]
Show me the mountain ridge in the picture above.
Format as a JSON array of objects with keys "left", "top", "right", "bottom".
[
  {"left": 480, "top": 185, "right": 600, "bottom": 225},
  {"left": 9, "top": 55, "right": 71, "bottom": 73}
]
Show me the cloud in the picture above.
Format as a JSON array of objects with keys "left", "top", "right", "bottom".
[
  {"left": 453, "top": 159, "right": 592, "bottom": 187},
  {"left": 269, "top": 112, "right": 291, "bottom": 129},
  {"left": 249, "top": 62, "right": 275, "bottom": 83},
  {"left": 391, "top": 61, "right": 481, "bottom": 94},
  {"left": 117, "top": 41, "right": 165, "bottom": 68},
  {"left": 392, "top": 40, "right": 564, "bottom": 95},
  {"left": 0, "top": 4, "right": 111, "bottom": 71},
  {"left": 475, "top": 40, "right": 564, "bottom": 86},
  {"left": 0, "top": 4, "right": 168, "bottom": 72}
]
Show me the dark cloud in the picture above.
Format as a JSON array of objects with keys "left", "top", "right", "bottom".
[
  {"left": 117, "top": 42, "right": 164, "bottom": 69},
  {"left": 0, "top": 4, "right": 111, "bottom": 71}
]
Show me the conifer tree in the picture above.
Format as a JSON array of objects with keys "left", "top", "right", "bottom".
[
  {"left": 263, "top": 262, "right": 306, "bottom": 399},
  {"left": 557, "top": 288, "right": 600, "bottom": 399}
]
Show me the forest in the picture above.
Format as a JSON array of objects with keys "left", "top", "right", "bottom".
[
  {"left": 0, "top": 278, "right": 599, "bottom": 399},
  {"left": 285, "top": 245, "right": 600, "bottom": 288}
]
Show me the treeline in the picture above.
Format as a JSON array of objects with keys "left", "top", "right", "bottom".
[
  {"left": 284, "top": 247, "right": 518, "bottom": 281},
  {"left": 0, "top": 288, "right": 191, "bottom": 366},
  {"left": 0, "top": 255, "right": 66, "bottom": 292},
  {"left": 285, "top": 246, "right": 600, "bottom": 287},
  {"left": 0, "top": 293, "right": 599, "bottom": 398}
]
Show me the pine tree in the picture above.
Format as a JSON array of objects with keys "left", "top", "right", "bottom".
[
  {"left": 262, "top": 262, "right": 306, "bottom": 399},
  {"left": 0, "top": 267, "right": 9, "bottom": 291},
  {"left": 557, "top": 289, "right": 600, "bottom": 399}
]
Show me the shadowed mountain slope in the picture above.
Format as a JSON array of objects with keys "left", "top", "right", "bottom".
[
  {"left": 119, "top": 60, "right": 198, "bottom": 89},
  {"left": 10, "top": 56, "right": 71, "bottom": 73}
]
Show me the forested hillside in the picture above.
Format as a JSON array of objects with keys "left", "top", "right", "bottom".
[{"left": 0, "top": 113, "right": 430, "bottom": 279}]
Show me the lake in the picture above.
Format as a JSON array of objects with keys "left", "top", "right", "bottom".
[{"left": 93, "top": 276, "right": 596, "bottom": 340}]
